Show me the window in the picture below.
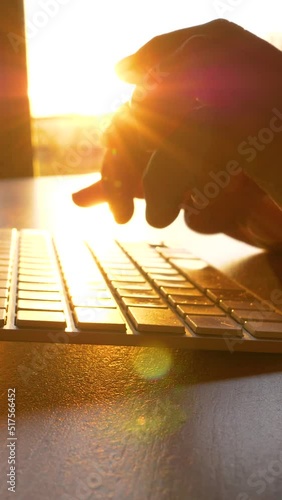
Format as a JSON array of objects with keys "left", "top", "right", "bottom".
[{"left": 4, "top": 1, "right": 282, "bottom": 177}]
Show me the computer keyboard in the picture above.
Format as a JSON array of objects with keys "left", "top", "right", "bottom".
[{"left": 0, "top": 228, "right": 282, "bottom": 353}]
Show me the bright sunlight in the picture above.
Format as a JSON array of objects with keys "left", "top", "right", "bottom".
[{"left": 24, "top": 0, "right": 282, "bottom": 118}]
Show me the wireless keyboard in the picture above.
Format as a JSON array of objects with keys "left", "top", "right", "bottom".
[{"left": 0, "top": 228, "right": 281, "bottom": 353}]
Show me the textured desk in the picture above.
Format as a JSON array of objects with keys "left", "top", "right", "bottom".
[{"left": 0, "top": 175, "right": 281, "bottom": 500}]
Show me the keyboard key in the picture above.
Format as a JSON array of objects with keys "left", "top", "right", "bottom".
[
  {"left": 158, "top": 249, "right": 197, "bottom": 259},
  {"left": 121, "top": 297, "right": 168, "bottom": 309},
  {"left": 18, "top": 291, "right": 62, "bottom": 301},
  {"left": 142, "top": 264, "right": 173, "bottom": 271},
  {"left": 190, "top": 271, "right": 240, "bottom": 291},
  {"left": 168, "top": 295, "right": 214, "bottom": 307},
  {"left": 70, "top": 290, "right": 113, "bottom": 301},
  {"left": 18, "top": 263, "right": 55, "bottom": 271},
  {"left": 0, "top": 274, "right": 10, "bottom": 282},
  {"left": 133, "top": 258, "right": 168, "bottom": 266},
  {"left": 106, "top": 270, "right": 143, "bottom": 280},
  {"left": 176, "top": 305, "right": 226, "bottom": 317},
  {"left": 0, "top": 309, "right": 6, "bottom": 327},
  {"left": 0, "top": 279, "right": 10, "bottom": 289},
  {"left": 20, "top": 253, "right": 52, "bottom": 260},
  {"left": 17, "top": 300, "right": 64, "bottom": 312},
  {"left": 231, "top": 310, "right": 282, "bottom": 324},
  {"left": 245, "top": 322, "right": 282, "bottom": 339},
  {"left": 111, "top": 282, "right": 152, "bottom": 291},
  {"left": 128, "top": 307, "right": 185, "bottom": 334},
  {"left": 0, "top": 289, "right": 9, "bottom": 299},
  {"left": 185, "top": 315, "right": 243, "bottom": 337},
  {"left": 116, "top": 289, "right": 158, "bottom": 298},
  {"left": 169, "top": 258, "right": 206, "bottom": 268},
  {"left": 153, "top": 277, "right": 187, "bottom": 285},
  {"left": 67, "top": 285, "right": 110, "bottom": 296},
  {"left": 71, "top": 297, "right": 116, "bottom": 308},
  {"left": 74, "top": 307, "right": 126, "bottom": 331},
  {"left": 160, "top": 280, "right": 196, "bottom": 289},
  {"left": 219, "top": 299, "right": 274, "bottom": 313},
  {"left": 102, "top": 263, "right": 136, "bottom": 270},
  {"left": 160, "top": 287, "right": 202, "bottom": 297},
  {"left": 19, "top": 257, "right": 52, "bottom": 265},
  {"left": 0, "top": 259, "right": 11, "bottom": 266},
  {"left": 146, "top": 269, "right": 181, "bottom": 277},
  {"left": 207, "top": 289, "right": 256, "bottom": 302},
  {"left": 18, "top": 274, "right": 57, "bottom": 284},
  {"left": 16, "top": 310, "right": 66, "bottom": 329},
  {"left": 18, "top": 268, "right": 56, "bottom": 277},
  {"left": 18, "top": 282, "right": 61, "bottom": 292},
  {"left": 0, "top": 266, "right": 11, "bottom": 273},
  {"left": 108, "top": 275, "right": 145, "bottom": 283},
  {"left": 97, "top": 258, "right": 132, "bottom": 266},
  {"left": 0, "top": 297, "right": 7, "bottom": 309},
  {"left": 0, "top": 255, "right": 12, "bottom": 262}
]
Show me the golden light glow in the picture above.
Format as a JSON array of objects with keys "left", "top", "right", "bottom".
[
  {"left": 122, "top": 391, "right": 188, "bottom": 441},
  {"left": 133, "top": 347, "right": 173, "bottom": 380}
]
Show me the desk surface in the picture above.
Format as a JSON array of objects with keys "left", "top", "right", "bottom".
[{"left": 0, "top": 175, "right": 282, "bottom": 500}]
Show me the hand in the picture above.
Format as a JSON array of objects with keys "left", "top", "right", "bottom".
[{"left": 73, "top": 20, "right": 282, "bottom": 248}]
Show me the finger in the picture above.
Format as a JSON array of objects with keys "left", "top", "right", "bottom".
[
  {"left": 142, "top": 105, "right": 237, "bottom": 229},
  {"left": 108, "top": 189, "right": 135, "bottom": 224},
  {"left": 143, "top": 126, "right": 203, "bottom": 228},
  {"left": 72, "top": 179, "right": 135, "bottom": 224},
  {"left": 72, "top": 180, "right": 106, "bottom": 207},
  {"left": 116, "top": 19, "right": 241, "bottom": 83}
]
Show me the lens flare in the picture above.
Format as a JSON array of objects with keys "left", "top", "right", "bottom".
[{"left": 133, "top": 347, "right": 172, "bottom": 380}]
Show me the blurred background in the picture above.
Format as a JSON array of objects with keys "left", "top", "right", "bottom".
[{"left": 24, "top": 0, "right": 282, "bottom": 176}]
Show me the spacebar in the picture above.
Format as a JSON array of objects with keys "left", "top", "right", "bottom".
[{"left": 128, "top": 307, "right": 185, "bottom": 334}]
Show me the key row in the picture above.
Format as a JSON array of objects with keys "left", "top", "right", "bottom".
[
  {"left": 0, "top": 230, "right": 15, "bottom": 327},
  {"left": 121, "top": 243, "right": 282, "bottom": 339},
  {"left": 15, "top": 231, "right": 66, "bottom": 329},
  {"left": 56, "top": 240, "right": 126, "bottom": 332}
]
